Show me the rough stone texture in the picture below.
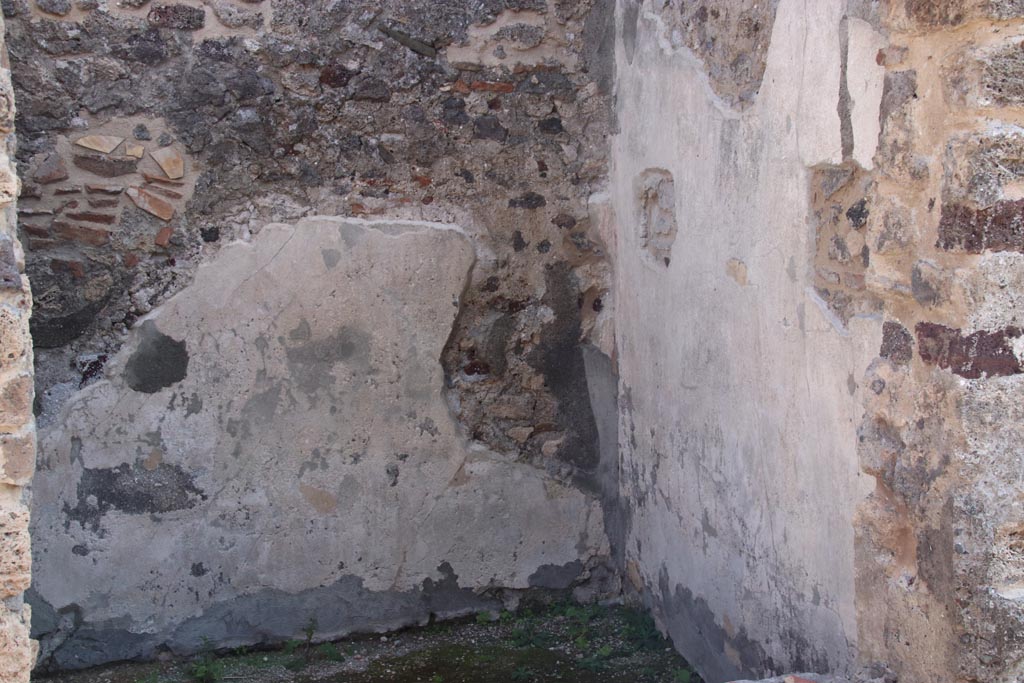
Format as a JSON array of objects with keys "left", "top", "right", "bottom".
[
  {"left": 0, "top": 10, "right": 37, "bottom": 683},
  {"left": 6, "top": 0, "right": 613, "bottom": 484},
  {"left": 613, "top": 2, "right": 1024, "bottom": 683},
  {"left": 29, "top": 218, "right": 609, "bottom": 670},
  {"left": 5, "top": 1, "right": 1024, "bottom": 682}
]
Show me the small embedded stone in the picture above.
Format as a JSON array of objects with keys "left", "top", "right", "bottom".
[
  {"left": 509, "top": 192, "right": 546, "bottom": 209},
  {"left": 206, "top": 0, "right": 261, "bottom": 29},
  {"left": 473, "top": 115, "right": 507, "bottom": 142},
  {"left": 74, "top": 135, "right": 125, "bottom": 154},
  {"left": 879, "top": 321, "right": 913, "bottom": 365},
  {"left": 147, "top": 3, "right": 205, "bottom": 29},
  {"left": 32, "top": 153, "right": 68, "bottom": 185},
  {"left": 507, "top": 426, "right": 533, "bottom": 443},
  {"left": 150, "top": 147, "right": 184, "bottom": 180},
  {"left": 127, "top": 186, "right": 175, "bottom": 221},
  {"left": 552, "top": 213, "right": 576, "bottom": 229},
  {"left": 319, "top": 64, "right": 356, "bottom": 88},
  {"left": 538, "top": 117, "right": 564, "bottom": 134},
  {"left": 133, "top": 123, "right": 152, "bottom": 141},
  {"left": 73, "top": 153, "right": 138, "bottom": 178},
  {"left": 35, "top": 0, "right": 70, "bottom": 15},
  {"left": 351, "top": 77, "right": 391, "bottom": 102},
  {"left": 846, "top": 198, "right": 869, "bottom": 228}
]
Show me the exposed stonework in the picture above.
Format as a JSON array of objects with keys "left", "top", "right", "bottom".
[{"left": 2, "top": 0, "right": 1023, "bottom": 681}]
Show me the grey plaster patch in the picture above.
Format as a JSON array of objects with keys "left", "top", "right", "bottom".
[
  {"left": 123, "top": 320, "right": 189, "bottom": 393},
  {"left": 63, "top": 462, "right": 206, "bottom": 533},
  {"left": 42, "top": 565, "right": 501, "bottom": 671},
  {"left": 527, "top": 560, "right": 584, "bottom": 589}
]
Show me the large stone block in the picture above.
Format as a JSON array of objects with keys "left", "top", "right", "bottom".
[
  {"left": 0, "top": 373, "right": 32, "bottom": 431},
  {"left": 0, "top": 429, "right": 32, "bottom": 485},
  {"left": 0, "top": 603, "right": 34, "bottom": 683},
  {"left": 0, "top": 504, "right": 30, "bottom": 598}
]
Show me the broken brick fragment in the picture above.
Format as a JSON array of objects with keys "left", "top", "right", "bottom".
[{"left": 915, "top": 322, "right": 1023, "bottom": 379}]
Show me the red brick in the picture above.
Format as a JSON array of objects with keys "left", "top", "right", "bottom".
[
  {"left": 53, "top": 220, "right": 111, "bottom": 246},
  {"left": 64, "top": 211, "right": 116, "bottom": 225},
  {"left": 916, "top": 322, "right": 1023, "bottom": 379},
  {"left": 50, "top": 258, "right": 85, "bottom": 279}
]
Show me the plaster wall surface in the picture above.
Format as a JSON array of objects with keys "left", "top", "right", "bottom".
[
  {"left": 610, "top": 2, "right": 882, "bottom": 681},
  {"left": 28, "top": 217, "right": 608, "bottom": 670}
]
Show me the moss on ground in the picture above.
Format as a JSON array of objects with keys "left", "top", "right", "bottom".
[{"left": 35, "top": 603, "right": 702, "bottom": 683}]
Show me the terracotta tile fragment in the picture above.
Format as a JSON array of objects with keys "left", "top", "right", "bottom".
[
  {"left": 85, "top": 184, "right": 124, "bottom": 195},
  {"left": 127, "top": 186, "right": 174, "bottom": 221},
  {"left": 52, "top": 221, "right": 110, "bottom": 246},
  {"left": 64, "top": 211, "right": 116, "bottom": 225},
  {"left": 149, "top": 147, "right": 184, "bottom": 180},
  {"left": 146, "top": 185, "right": 183, "bottom": 200},
  {"left": 125, "top": 144, "right": 145, "bottom": 159},
  {"left": 154, "top": 225, "right": 173, "bottom": 247},
  {"left": 73, "top": 135, "right": 125, "bottom": 154},
  {"left": 142, "top": 172, "right": 184, "bottom": 187}
]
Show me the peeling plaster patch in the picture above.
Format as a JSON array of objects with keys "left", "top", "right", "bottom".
[
  {"left": 844, "top": 18, "right": 886, "bottom": 169},
  {"left": 527, "top": 560, "right": 584, "bottom": 589},
  {"left": 634, "top": 169, "right": 677, "bottom": 268},
  {"left": 64, "top": 462, "right": 206, "bottom": 532},
  {"left": 726, "top": 258, "right": 748, "bottom": 286}
]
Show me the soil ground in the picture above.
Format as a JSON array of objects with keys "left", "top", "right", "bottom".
[{"left": 34, "top": 603, "right": 703, "bottom": 683}]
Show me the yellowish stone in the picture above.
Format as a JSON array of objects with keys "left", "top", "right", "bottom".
[{"left": 125, "top": 144, "right": 145, "bottom": 159}]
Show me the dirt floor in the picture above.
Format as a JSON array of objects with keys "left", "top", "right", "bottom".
[{"left": 34, "top": 603, "right": 703, "bottom": 683}]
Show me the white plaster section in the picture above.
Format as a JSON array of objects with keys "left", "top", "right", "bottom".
[
  {"left": 31, "top": 218, "right": 606, "bottom": 642},
  {"left": 846, "top": 18, "right": 887, "bottom": 170},
  {"left": 611, "top": 1, "right": 880, "bottom": 680}
]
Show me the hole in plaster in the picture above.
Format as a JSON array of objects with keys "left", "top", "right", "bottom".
[{"left": 634, "top": 169, "right": 678, "bottom": 268}]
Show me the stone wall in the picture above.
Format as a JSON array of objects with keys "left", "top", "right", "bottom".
[
  {"left": 613, "top": 1, "right": 1024, "bottom": 682},
  {"left": 0, "top": 12, "right": 35, "bottom": 683},
  {"left": 4, "top": 0, "right": 621, "bottom": 670},
  {"left": 4, "top": 0, "right": 1024, "bottom": 680}
]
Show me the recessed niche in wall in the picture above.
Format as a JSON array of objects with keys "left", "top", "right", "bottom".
[{"left": 634, "top": 169, "right": 677, "bottom": 268}]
